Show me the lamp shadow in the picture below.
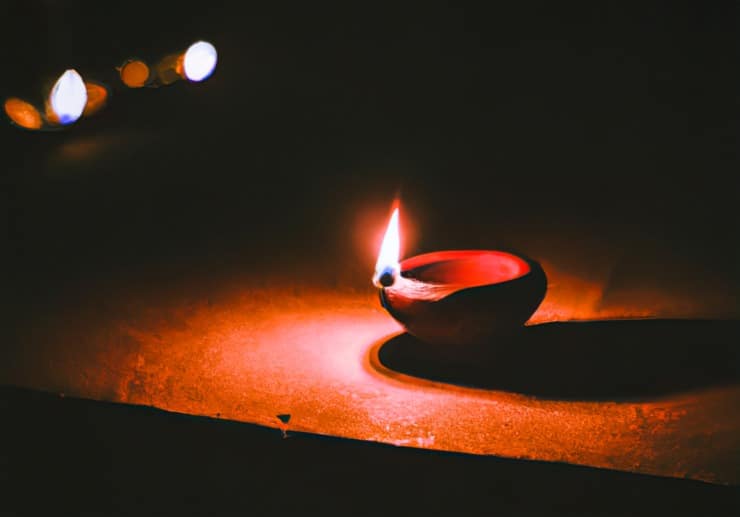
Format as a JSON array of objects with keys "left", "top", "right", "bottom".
[{"left": 376, "top": 320, "right": 740, "bottom": 400}]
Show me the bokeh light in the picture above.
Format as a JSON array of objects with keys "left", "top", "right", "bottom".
[
  {"left": 82, "top": 82, "right": 108, "bottom": 116},
  {"left": 183, "top": 41, "right": 218, "bottom": 82},
  {"left": 49, "top": 69, "right": 87, "bottom": 125},
  {"left": 120, "top": 60, "right": 150, "bottom": 88},
  {"left": 4, "top": 98, "right": 42, "bottom": 130}
]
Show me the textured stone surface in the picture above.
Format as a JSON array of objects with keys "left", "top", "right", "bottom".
[{"left": 3, "top": 281, "right": 738, "bottom": 485}]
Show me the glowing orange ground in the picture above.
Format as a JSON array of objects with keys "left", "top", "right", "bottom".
[{"left": 3, "top": 281, "right": 738, "bottom": 486}]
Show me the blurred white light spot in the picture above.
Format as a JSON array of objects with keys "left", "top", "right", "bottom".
[
  {"left": 183, "top": 41, "right": 218, "bottom": 82},
  {"left": 50, "top": 69, "right": 87, "bottom": 125}
]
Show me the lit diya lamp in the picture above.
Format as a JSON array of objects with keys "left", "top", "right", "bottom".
[
  {"left": 5, "top": 69, "right": 107, "bottom": 130},
  {"left": 373, "top": 205, "right": 547, "bottom": 346},
  {"left": 119, "top": 40, "right": 218, "bottom": 88}
]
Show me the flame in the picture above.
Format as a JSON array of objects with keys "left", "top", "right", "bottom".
[
  {"left": 183, "top": 41, "right": 218, "bottom": 82},
  {"left": 49, "top": 69, "right": 87, "bottom": 125},
  {"left": 373, "top": 207, "right": 401, "bottom": 287}
]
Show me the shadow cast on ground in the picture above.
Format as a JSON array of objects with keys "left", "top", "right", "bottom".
[{"left": 376, "top": 319, "right": 740, "bottom": 400}]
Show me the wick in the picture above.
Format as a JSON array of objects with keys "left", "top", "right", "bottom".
[
  {"left": 378, "top": 271, "right": 395, "bottom": 287},
  {"left": 373, "top": 265, "right": 398, "bottom": 288}
]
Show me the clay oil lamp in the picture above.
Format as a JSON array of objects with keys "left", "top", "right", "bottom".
[
  {"left": 373, "top": 205, "right": 547, "bottom": 348},
  {"left": 5, "top": 68, "right": 107, "bottom": 130}
]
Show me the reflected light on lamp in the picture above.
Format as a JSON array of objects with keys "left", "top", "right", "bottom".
[
  {"left": 49, "top": 69, "right": 87, "bottom": 125},
  {"left": 82, "top": 82, "right": 108, "bottom": 116},
  {"left": 4, "top": 98, "right": 43, "bottom": 130},
  {"left": 183, "top": 41, "right": 218, "bottom": 82}
]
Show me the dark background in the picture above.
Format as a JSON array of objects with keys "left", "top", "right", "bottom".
[
  {"left": 1, "top": 1, "right": 738, "bottom": 316},
  {"left": 0, "top": 1, "right": 738, "bottom": 514},
  {"left": 1, "top": 385, "right": 738, "bottom": 516}
]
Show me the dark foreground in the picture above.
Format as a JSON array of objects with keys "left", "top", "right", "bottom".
[{"left": 0, "top": 386, "right": 738, "bottom": 516}]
